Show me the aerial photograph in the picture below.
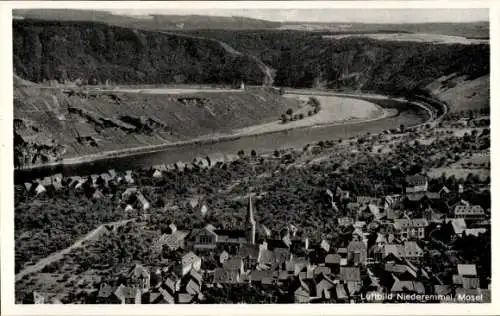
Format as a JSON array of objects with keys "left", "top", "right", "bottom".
[{"left": 11, "top": 4, "right": 490, "bottom": 305}]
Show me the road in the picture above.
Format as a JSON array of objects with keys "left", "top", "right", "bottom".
[
  {"left": 159, "top": 30, "right": 275, "bottom": 86},
  {"left": 15, "top": 219, "right": 134, "bottom": 282}
]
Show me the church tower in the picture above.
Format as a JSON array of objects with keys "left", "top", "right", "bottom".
[{"left": 245, "top": 194, "right": 256, "bottom": 244}]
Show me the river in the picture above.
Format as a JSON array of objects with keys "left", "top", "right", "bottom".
[{"left": 14, "top": 95, "right": 427, "bottom": 183}]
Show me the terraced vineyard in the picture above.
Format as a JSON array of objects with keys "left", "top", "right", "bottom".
[{"left": 14, "top": 84, "right": 300, "bottom": 166}]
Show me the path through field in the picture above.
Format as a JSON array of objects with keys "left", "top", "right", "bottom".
[{"left": 15, "top": 219, "right": 134, "bottom": 282}]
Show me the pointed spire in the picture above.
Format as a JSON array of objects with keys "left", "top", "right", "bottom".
[{"left": 246, "top": 194, "right": 256, "bottom": 224}]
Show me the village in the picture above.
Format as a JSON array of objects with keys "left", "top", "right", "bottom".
[{"left": 14, "top": 106, "right": 491, "bottom": 304}]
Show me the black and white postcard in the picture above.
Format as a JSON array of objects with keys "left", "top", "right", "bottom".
[{"left": 1, "top": 1, "right": 497, "bottom": 315}]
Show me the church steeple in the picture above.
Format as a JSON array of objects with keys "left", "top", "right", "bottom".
[{"left": 246, "top": 194, "right": 256, "bottom": 244}]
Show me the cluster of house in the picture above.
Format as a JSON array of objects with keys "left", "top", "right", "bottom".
[
  {"left": 25, "top": 169, "right": 490, "bottom": 304},
  {"left": 20, "top": 159, "right": 235, "bottom": 199}
]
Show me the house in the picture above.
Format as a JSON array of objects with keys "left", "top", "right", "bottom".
[
  {"left": 405, "top": 175, "right": 428, "bottom": 193},
  {"left": 23, "top": 182, "right": 33, "bottom": 193},
  {"left": 423, "top": 207, "right": 444, "bottom": 223},
  {"left": 464, "top": 228, "right": 487, "bottom": 237},
  {"left": 92, "top": 189, "right": 105, "bottom": 200},
  {"left": 97, "top": 283, "right": 122, "bottom": 304},
  {"left": 213, "top": 268, "right": 241, "bottom": 284},
  {"left": 339, "top": 267, "right": 362, "bottom": 296},
  {"left": 314, "top": 273, "right": 336, "bottom": 300},
  {"left": 454, "top": 205, "right": 486, "bottom": 221},
  {"left": 390, "top": 280, "right": 425, "bottom": 294},
  {"left": 383, "top": 241, "right": 423, "bottom": 261},
  {"left": 367, "top": 204, "right": 382, "bottom": 220},
  {"left": 457, "top": 264, "right": 477, "bottom": 277},
  {"left": 346, "top": 239, "right": 367, "bottom": 266},
  {"left": 257, "top": 248, "right": 276, "bottom": 268},
  {"left": 124, "top": 170, "right": 135, "bottom": 184},
  {"left": 223, "top": 258, "right": 245, "bottom": 275},
  {"left": 108, "top": 169, "right": 117, "bottom": 179},
  {"left": 393, "top": 219, "right": 428, "bottom": 240},
  {"left": 34, "top": 183, "right": 47, "bottom": 196},
  {"left": 320, "top": 239, "right": 331, "bottom": 253},
  {"left": 384, "top": 244, "right": 404, "bottom": 259},
  {"left": 250, "top": 270, "right": 276, "bottom": 285},
  {"left": 294, "top": 279, "right": 311, "bottom": 303},
  {"left": 136, "top": 192, "right": 150, "bottom": 210},
  {"left": 338, "top": 217, "right": 353, "bottom": 227},
  {"left": 273, "top": 247, "right": 292, "bottom": 266},
  {"left": 145, "top": 288, "right": 175, "bottom": 304},
  {"left": 114, "top": 284, "right": 142, "bottom": 304},
  {"left": 190, "top": 225, "right": 218, "bottom": 250},
  {"left": 99, "top": 172, "right": 112, "bottom": 186},
  {"left": 384, "top": 194, "right": 403, "bottom": 209},
  {"left": 177, "top": 293, "right": 194, "bottom": 304},
  {"left": 237, "top": 244, "right": 259, "bottom": 270},
  {"left": 325, "top": 253, "right": 341, "bottom": 273},
  {"left": 29, "top": 291, "right": 62, "bottom": 304},
  {"left": 447, "top": 218, "right": 467, "bottom": 235},
  {"left": 156, "top": 287, "right": 175, "bottom": 304},
  {"left": 153, "top": 164, "right": 167, "bottom": 172},
  {"left": 152, "top": 169, "right": 163, "bottom": 178},
  {"left": 314, "top": 265, "right": 331, "bottom": 276},
  {"left": 335, "top": 283, "right": 349, "bottom": 301},
  {"left": 163, "top": 274, "right": 181, "bottom": 294},
  {"left": 403, "top": 241, "right": 424, "bottom": 261},
  {"left": 336, "top": 187, "right": 350, "bottom": 200},
  {"left": 121, "top": 187, "right": 138, "bottom": 200},
  {"left": 455, "top": 264, "right": 480, "bottom": 289},
  {"left": 128, "top": 264, "right": 151, "bottom": 291},
  {"left": 384, "top": 262, "right": 417, "bottom": 279},
  {"left": 51, "top": 174, "right": 64, "bottom": 190},
  {"left": 184, "top": 269, "right": 203, "bottom": 295},
  {"left": 439, "top": 185, "right": 451, "bottom": 196},
  {"left": 219, "top": 250, "right": 229, "bottom": 264},
  {"left": 176, "top": 252, "right": 201, "bottom": 276}
]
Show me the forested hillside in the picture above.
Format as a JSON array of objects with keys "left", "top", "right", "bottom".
[
  {"left": 186, "top": 30, "right": 490, "bottom": 94},
  {"left": 14, "top": 9, "right": 282, "bottom": 30},
  {"left": 13, "top": 19, "right": 266, "bottom": 85}
]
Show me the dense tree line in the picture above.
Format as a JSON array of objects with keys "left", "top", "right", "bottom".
[{"left": 13, "top": 20, "right": 265, "bottom": 85}]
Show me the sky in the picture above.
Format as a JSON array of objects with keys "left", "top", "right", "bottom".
[{"left": 110, "top": 8, "right": 489, "bottom": 24}]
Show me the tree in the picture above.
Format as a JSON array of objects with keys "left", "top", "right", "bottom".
[
  {"left": 237, "top": 150, "right": 245, "bottom": 158},
  {"left": 308, "top": 110, "right": 313, "bottom": 116},
  {"left": 251, "top": 149, "right": 257, "bottom": 157},
  {"left": 307, "top": 97, "right": 320, "bottom": 108},
  {"left": 273, "top": 149, "right": 280, "bottom": 158},
  {"left": 298, "top": 113, "right": 304, "bottom": 120},
  {"left": 286, "top": 108, "right": 293, "bottom": 116},
  {"left": 400, "top": 124, "right": 405, "bottom": 132},
  {"left": 281, "top": 114, "right": 288, "bottom": 123}
]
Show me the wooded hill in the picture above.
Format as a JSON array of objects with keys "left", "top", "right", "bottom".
[{"left": 13, "top": 19, "right": 266, "bottom": 85}]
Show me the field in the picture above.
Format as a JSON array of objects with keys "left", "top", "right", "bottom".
[
  {"left": 323, "top": 33, "right": 489, "bottom": 44},
  {"left": 235, "top": 94, "right": 388, "bottom": 136},
  {"left": 426, "top": 75, "right": 490, "bottom": 113}
]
